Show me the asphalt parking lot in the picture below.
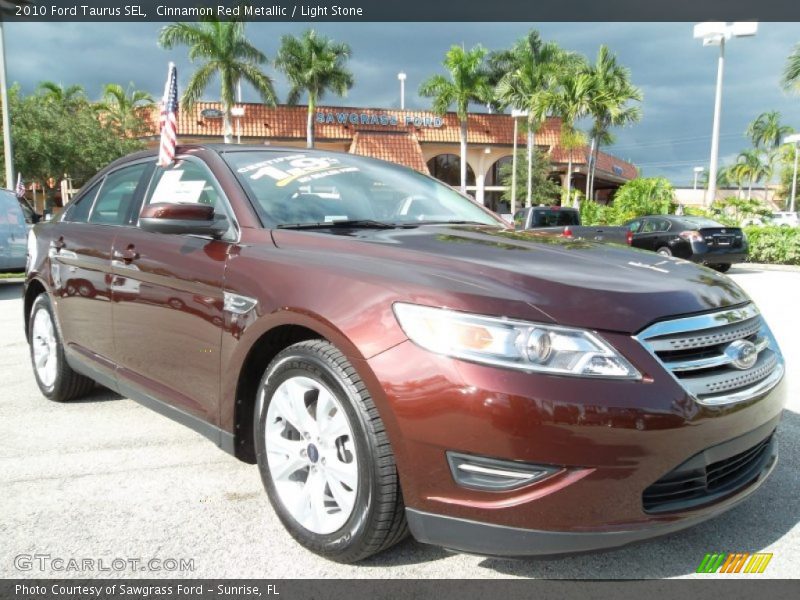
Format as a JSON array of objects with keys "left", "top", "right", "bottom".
[{"left": 1, "top": 265, "right": 798, "bottom": 579}]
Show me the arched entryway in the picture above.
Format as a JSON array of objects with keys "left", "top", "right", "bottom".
[
  {"left": 483, "top": 155, "right": 513, "bottom": 214},
  {"left": 426, "top": 154, "right": 475, "bottom": 189}
]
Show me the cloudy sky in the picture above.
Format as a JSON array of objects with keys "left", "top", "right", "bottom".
[{"left": 5, "top": 21, "right": 799, "bottom": 185}]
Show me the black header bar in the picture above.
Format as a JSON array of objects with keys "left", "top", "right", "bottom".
[{"left": 1, "top": 0, "right": 799, "bottom": 22}]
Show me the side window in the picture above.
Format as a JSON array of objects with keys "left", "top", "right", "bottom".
[
  {"left": 655, "top": 219, "right": 671, "bottom": 232},
  {"left": 626, "top": 220, "right": 641, "bottom": 233},
  {"left": 89, "top": 163, "right": 149, "bottom": 225},
  {"left": 641, "top": 219, "right": 659, "bottom": 234},
  {"left": 513, "top": 210, "right": 526, "bottom": 228},
  {"left": 142, "top": 158, "right": 235, "bottom": 238},
  {"left": 62, "top": 181, "right": 101, "bottom": 223}
]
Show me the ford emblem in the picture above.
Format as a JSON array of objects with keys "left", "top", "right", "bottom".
[{"left": 724, "top": 339, "right": 759, "bottom": 370}]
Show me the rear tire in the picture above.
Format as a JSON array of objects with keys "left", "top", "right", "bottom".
[
  {"left": 254, "top": 339, "right": 407, "bottom": 562},
  {"left": 656, "top": 246, "right": 672, "bottom": 257},
  {"left": 28, "top": 294, "right": 95, "bottom": 402},
  {"left": 711, "top": 263, "right": 732, "bottom": 273}
]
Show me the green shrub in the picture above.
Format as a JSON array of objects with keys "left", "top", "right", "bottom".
[
  {"left": 610, "top": 177, "right": 677, "bottom": 223},
  {"left": 744, "top": 226, "right": 800, "bottom": 265},
  {"left": 580, "top": 177, "right": 677, "bottom": 226}
]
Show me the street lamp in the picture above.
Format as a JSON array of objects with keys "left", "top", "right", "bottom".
[
  {"left": 694, "top": 22, "right": 758, "bottom": 207},
  {"left": 785, "top": 133, "right": 800, "bottom": 214},
  {"left": 397, "top": 72, "right": 406, "bottom": 110},
  {"left": 693, "top": 166, "right": 704, "bottom": 191}
]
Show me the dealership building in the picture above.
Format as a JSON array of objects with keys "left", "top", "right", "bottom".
[{"left": 143, "top": 103, "right": 637, "bottom": 214}]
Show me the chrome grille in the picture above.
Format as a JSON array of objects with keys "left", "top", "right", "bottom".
[{"left": 637, "top": 304, "right": 784, "bottom": 406}]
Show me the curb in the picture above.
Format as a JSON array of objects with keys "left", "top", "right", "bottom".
[{"left": 737, "top": 263, "right": 800, "bottom": 273}]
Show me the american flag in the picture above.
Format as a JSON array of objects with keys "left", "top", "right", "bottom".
[
  {"left": 15, "top": 173, "right": 25, "bottom": 199},
  {"left": 158, "top": 62, "right": 179, "bottom": 168}
]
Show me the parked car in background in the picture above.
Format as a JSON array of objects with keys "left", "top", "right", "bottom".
[
  {"left": 625, "top": 215, "right": 748, "bottom": 273},
  {"left": 25, "top": 146, "right": 785, "bottom": 562},
  {"left": 514, "top": 205, "right": 632, "bottom": 245},
  {"left": 770, "top": 212, "right": 799, "bottom": 227},
  {"left": 0, "top": 188, "right": 37, "bottom": 272}
]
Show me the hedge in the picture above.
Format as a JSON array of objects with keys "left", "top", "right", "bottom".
[{"left": 743, "top": 226, "right": 800, "bottom": 265}]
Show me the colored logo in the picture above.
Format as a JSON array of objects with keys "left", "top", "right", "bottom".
[{"left": 696, "top": 552, "right": 773, "bottom": 574}]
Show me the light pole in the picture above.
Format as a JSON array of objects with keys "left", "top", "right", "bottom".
[
  {"left": 510, "top": 109, "right": 528, "bottom": 216},
  {"left": 785, "top": 133, "right": 800, "bottom": 214},
  {"left": 693, "top": 166, "right": 704, "bottom": 191},
  {"left": 397, "top": 72, "right": 406, "bottom": 110},
  {"left": 231, "top": 106, "right": 245, "bottom": 145},
  {"left": 0, "top": 18, "right": 13, "bottom": 189},
  {"left": 694, "top": 22, "right": 758, "bottom": 207}
]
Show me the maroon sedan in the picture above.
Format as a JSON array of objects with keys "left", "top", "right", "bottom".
[{"left": 24, "top": 146, "right": 786, "bottom": 562}]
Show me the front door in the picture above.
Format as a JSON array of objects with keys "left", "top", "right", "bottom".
[
  {"left": 53, "top": 162, "right": 150, "bottom": 377},
  {"left": 110, "top": 157, "right": 235, "bottom": 424}
]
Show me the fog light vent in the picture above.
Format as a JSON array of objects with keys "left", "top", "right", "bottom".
[{"left": 446, "top": 452, "right": 559, "bottom": 492}]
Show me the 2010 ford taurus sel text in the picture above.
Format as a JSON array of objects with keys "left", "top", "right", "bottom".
[{"left": 25, "top": 146, "right": 786, "bottom": 562}]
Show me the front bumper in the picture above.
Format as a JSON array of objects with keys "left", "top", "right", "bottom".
[
  {"left": 406, "top": 423, "right": 778, "bottom": 557},
  {"left": 364, "top": 334, "right": 786, "bottom": 550}
]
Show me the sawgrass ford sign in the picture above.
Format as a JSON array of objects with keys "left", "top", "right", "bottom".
[{"left": 316, "top": 111, "right": 445, "bottom": 128}]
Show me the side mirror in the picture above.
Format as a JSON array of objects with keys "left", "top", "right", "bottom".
[{"left": 139, "top": 202, "right": 229, "bottom": 238}]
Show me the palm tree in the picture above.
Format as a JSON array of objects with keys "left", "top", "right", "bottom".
[
  {"left": 495, "top": 32, "right": 576, "bottom": 206},
  {"left": 159, "top": 17, "right": 277, "bottom": 144},
  {"left": 736, "top": 149, "right": 769, "bottom": 200},
  {"left": 37, "top": 81, "right": 87, "bottom": 106},
  {"left": 782, "top": 43, "right": 800, "bottom": 94},
  {"left": 97, "top": 83, "right": 155, "bottom": 136},
  {"left": 746, "top": 111, "right": 793, "bottom": 202},
  {"left": 584, "top": 46, "right": 642, "bottom": 202},
  {"left": 747, "top": 111, "right": 792, "bottom": 151},
  {"left": 550, "top": 71, "right": 593, "bottom": 204},
  {"left": 275, "top": 30, "right": 354, "bottom": 149},
  {"left": 420, "top": 44, "right": 492, "bottom": 193}
]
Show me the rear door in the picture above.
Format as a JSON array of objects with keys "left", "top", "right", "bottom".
[
  {"left": 52, "top": 162, "right": 151, "bottom": 377},
  {"left": 636, "top": 218, "right": 661, "bottom": 251},
  {"left": 110, "top": 156, "right": 235, "bottom": 423}
]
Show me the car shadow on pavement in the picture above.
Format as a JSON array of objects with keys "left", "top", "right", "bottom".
[
  {"left": 69, "top": 385, "right": 125, "bottom": 403},
  {"left": 0, "top": 280, "right": 24, "bottom": 300},
  {"left": 476, "top": 409, "right": 800, "bottom": 579}
]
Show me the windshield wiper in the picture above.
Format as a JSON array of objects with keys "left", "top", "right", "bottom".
[
  {"left": 277, "top": 219, "right": 402, "bottom": 230},
  {"left": 414, "top": 220, "right": 494, "bottom": 226}
]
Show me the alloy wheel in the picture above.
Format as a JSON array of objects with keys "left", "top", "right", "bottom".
[
  {"left": 264, "top": 376, "right": 359, "bottom": 535},
  {"left": 32, "top": 308, "right": 58, "bottom": 388}
]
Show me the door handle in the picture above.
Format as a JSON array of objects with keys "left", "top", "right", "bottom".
[{"left": 113, "top": 246, "right": 139, "bottom": 263}]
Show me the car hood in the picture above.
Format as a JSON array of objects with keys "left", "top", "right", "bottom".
[{"left": 271, "top": 225, "right": 750, "bottom": 333}]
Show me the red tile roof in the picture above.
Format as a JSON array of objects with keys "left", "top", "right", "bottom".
[
  {"left": 143, "top": 102, "right": 564, "bottom": 146},
  {"left": 349, "top": 132, "right": 429, "bottom": 173},
  {"left": 141, "top": 103, "right": 636, "bottom": 179}
]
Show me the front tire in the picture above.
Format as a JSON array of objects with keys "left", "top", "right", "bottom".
[
  {"left": 28, "top": 293, "right": 95, "bottom": 402},
  {"left": 254, "top": 340, "right": 407, "bottom": 562}
]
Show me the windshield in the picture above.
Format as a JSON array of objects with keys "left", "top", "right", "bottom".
[{"left": 223, "top": 151, "right": 503, "bottom": 228}]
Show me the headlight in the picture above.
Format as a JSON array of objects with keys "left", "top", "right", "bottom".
[{"left": 392, "top": 303, "right": 640, "bottom": 379}]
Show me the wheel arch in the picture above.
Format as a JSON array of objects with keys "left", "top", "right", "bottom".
[
  {"left": 24, "top": 278, "right": 48, "bottom": 342},
  {"left": 232, "top": 323, "right": 328, "bottom": 464}
]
